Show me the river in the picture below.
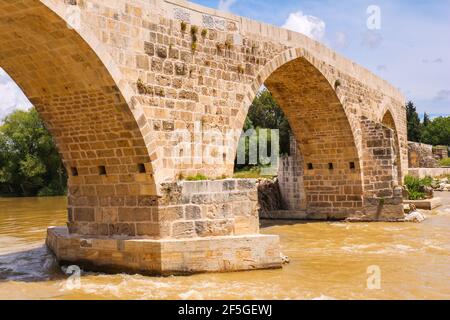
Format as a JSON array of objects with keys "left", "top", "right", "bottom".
[{"left": 0, "top": 195, "right": 449, "bottom": 300}]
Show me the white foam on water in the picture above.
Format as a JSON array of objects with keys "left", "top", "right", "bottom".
[
  {"left": 341, "top": 244, "right": 376, "bottom": 253},
  {"left": 341, "top": 243, "right": 417, "bottom": 255},
  {"left": 178, "top": 290, "right": 204, "bottom": 300},
  {"left": 312, "top": 294, "right": 336, "bottom": 300}
]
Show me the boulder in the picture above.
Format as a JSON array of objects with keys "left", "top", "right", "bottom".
[{"left": 404, "top": 211, "right": 426, "bottom": 223}]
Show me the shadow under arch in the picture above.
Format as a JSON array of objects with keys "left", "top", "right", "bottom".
[
  {"left": 237, "top": 49, "right": 364, "bottom": 219},
  {"left": 0, "top": 1, "right": 157, "bottom": 236},
  {"left": 381, "top": 109, "right": 402, "bottom": 185}
]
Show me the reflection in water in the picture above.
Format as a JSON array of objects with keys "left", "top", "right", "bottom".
[{"left": 0, "top": 195, "right": 449, "bottom": 300}]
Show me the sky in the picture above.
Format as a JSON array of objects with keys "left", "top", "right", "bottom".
[{"left": 0, "top": 0, "right": 449, "bottom": 120}]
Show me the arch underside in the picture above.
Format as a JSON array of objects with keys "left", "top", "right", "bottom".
[
  {"left": 0, "top": 1, "right": 157, "bottom": 237},
  {"left": 381, "top": 110, "right": 402, "bottom": 185},
  {"left": 263, "top": 57, "right": 364, "bottom": 218}
]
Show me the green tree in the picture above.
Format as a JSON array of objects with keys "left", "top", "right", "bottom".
[
  {"left": 245, "top": 89, "right": 292, "bottom": 155},
  {"left": 421, "top": 116, "right": 450, "bottom": 146},
  {"left": 423, "top": 113, "right": 431, "bottom": 127},
  {"left": 406, "top": 101, "right": 422, "bottom": 142},
  {"left": 0, "top": 108, "right": 67, "bottom": 196}
]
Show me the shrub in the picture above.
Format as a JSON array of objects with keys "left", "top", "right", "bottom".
[
  {"left": 404, "top": 175, "right": 433, "bottom": 200},
  {"left": 180, "top": 21, "right": 187, "bottom": 33},
  {"left": 408, "top": 190, "right": 426, "bottom": 200}
]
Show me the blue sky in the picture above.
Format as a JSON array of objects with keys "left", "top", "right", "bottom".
[{"left": 0, "top": 0, "right": 449, "bottom": 119}]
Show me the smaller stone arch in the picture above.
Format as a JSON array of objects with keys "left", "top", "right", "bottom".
[{"left": 235, "top": 49, "right": 365, "bottom": 219}]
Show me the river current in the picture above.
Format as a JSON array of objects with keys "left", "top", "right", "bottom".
[{"left": 0, "top": 194, "right": 449, "bottom": 300}]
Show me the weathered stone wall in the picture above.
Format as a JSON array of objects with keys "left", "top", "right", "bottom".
[
  {"left": 408, "top": 142, "right": 439, "bottom": 168},
  {"left": 158, "top": 179, "right": 260, "bottom": 239},
  {"left": 257, "top": 178, "right": 283, "bottom": 218},
  {"left": 278, "top": 136, "right": 306, "bottom": 211},
  {"left": 358, "top": 117, "right": 404, "bottom": 220},
  {"left": 409, "top": 168, "right": 450, "bottom": 178},
  {"left": 433, "top": 146, "right": 449, "bottom": 161}
]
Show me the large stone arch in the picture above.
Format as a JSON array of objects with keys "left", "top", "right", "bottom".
[
  {"left": 0, "top": 1, "right": 158, "bottom": 237},
  {"left": 237, "top": 49, "right": 365, "bottom": 219}
]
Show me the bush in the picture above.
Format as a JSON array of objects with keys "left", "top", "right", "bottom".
[
  {"left": 408, "top": 190, "right": 425, "bottom": 200},
  {"left": 440, "top": 158, "right": 450, "bottom": 167},
  {"left": 404, "top": 175, "right": 433, "bottom": 200}
]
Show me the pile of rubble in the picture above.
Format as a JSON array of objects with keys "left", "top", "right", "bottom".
[{"left": 431, "top": 177, "right": 450, "bottom": 191}]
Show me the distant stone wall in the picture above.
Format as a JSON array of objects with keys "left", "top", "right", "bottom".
[
  {"left": 433, "top": 146, "right": 449, "bottom": 161},
  {"left": 408, "top": 142, "right": 439, "bottom": 168},
  {"left": 277, "top": 136, "right": 306, "bottom": 211},
  {"left": 408, "top": 168, "right": 450, "bottom": 179}
]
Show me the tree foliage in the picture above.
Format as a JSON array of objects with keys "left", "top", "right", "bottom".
[
  {"left": 0, "top": 108, "right": 67, "bottom": 196},
  {"left": 245, "top": 89, "right": 292, "bottom": 154},
  {"left": 421, "top": 116, "right": 450, "bottom": 146},
  {"left": 406, "top": 101, "right": 422, "bottom": 142},
  {"left": 236, "top": 89, "right": 292, "bottom": 170}
]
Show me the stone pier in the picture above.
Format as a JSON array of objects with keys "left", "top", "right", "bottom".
[{"left": 47, "top": 179, "right": 282, "bottom": 274}]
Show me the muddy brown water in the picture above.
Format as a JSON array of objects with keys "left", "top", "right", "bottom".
[{"left": 0, "top": 194, "right": 449, "bottom": 300}]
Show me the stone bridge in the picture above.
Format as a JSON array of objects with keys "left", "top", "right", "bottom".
[{"left": 0, "top": 0, "right": 407, "bottom": 274}]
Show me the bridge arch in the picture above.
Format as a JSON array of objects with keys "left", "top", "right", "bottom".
[
  {"left": 0, "top": 1, "right": 157, "bottom": 236},
  {"left": 236, "top": 49, "right": 365, "bottom": 218}
]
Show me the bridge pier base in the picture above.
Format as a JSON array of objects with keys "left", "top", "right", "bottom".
[
  {"left": 47, "top": 179, "right": 282, "bottom": 275},
  {"left": 46, "top": 227, "right": 281, "bottom": 275}
]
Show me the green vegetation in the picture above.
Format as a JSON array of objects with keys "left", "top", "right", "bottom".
[
  {"left": 407, "top": 101, "right": 450, "bottom": 147},
  {"left": 234, "top": 88, "right": 292, "bottom": 178},
  {"left": 185, "top": 174, "right": 208, "bottom": 181},
  {"left": 422, "top": 117, "right": 450, "bottom": 146},
  {"left": 439, "top": 158, "right": 450, "bottom": 167},
  {"left": 404, "top": 175, "right": 433, "bottom": 200},
  {"left": 243, "top": 89, "right": 291, "bottom": 152},
  {"left": 406, "top": 101, "right": 423, "bottom": 143},
  {"left": 0, "top": 108, "right": 67, "bottom": 197},
  {"left": 233, "top": 166, "right": 275, "bottom": 179},
  {"left": 180, "top": 21, "right": 187, "bottom": 33}
]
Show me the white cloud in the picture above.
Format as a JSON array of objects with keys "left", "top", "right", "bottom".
[
  {"left": 282, "top": 11, "right": 326, "bottom": 41},
  {"left": 0, "top": 68, "right": 32, "bottom": 121},
  {"left": 218, "top": 0, "right": 237, "bottom": 12}
]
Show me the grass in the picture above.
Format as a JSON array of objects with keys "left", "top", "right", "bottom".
[
  {"left": 185, "top": 174, "right": 208, "bottom": 181},
  {"left": 178, "top": 166, "right": 276, "bottom": 181},
  {"left": 440, "top": 158, "right": 450, "bottom": 167},
  {"left": 233, "top": 166, "right": 276, "bottom": 179}
]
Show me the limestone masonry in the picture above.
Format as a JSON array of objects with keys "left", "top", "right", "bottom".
[{"left": 0, "top": 0, "right": 407, "bottom": 274}]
